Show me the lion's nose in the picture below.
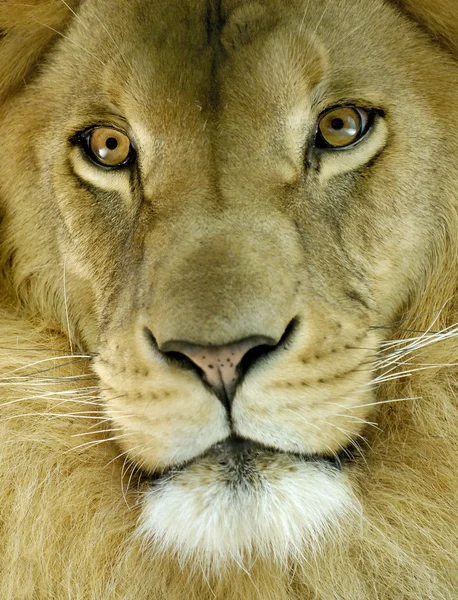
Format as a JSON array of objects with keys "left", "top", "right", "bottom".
[{"left": 157, "top": 335, "right": 278, "bottom": 407}]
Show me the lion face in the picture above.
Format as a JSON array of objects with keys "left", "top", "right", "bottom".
[{"left": 1, "top": 0, "right": 456, "bottom": 566}]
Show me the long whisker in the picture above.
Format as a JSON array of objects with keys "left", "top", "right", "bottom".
[
  {"left": 32, "top": 19, "right": 107, "bottom": 66},
  {"left": 87, "top": 6, "right": 132, "bottom": 70},
  {"left": 375, "top": 298, "right": 453, "bottom": 340},
  {"left": 70, "top": 427, "right": 124, "bottom": 438},
  {"left": 0, "top": 347, "right": 96, "bottom": 356},
  {"left": 323, "top": 421, "right": 368, "bottom": 444},
  {"left": 372, "top": 363, "right": 455, "bottom": 385},
  {"left": 58, "top": 0, "right": 91, "bottom": 32},
  {"left": 0, "top": 354, "right": 92, "bottom": 377},
  {"left": 373, "top": 302, "right": 453, "bottom": 328},
  {"left": 120, "top": 456, "right": 132, "bottom": 507},
  {"left": 333, "top": 414, "right": 381, "bottom": 430},
  {"left": 105, "top": 444, "right": 144, "bottom": 468},
  {"left": 63, "top": 260, "right": 74, "bottom": 354},
  {"left": 380, "top": 322, "right": 458, "bottom": 354},
  {"left": 0, "top": 396, "right": 102, "bottom": 410},
  {"left": 66, "top": 432, "right": 134, "bottom": 454},
  {"left": 0, "top": 412, "right": 106, "bottom": 423},
  {"left": 346, "top": 396, "right": 420, "bottom": 411},
  {"left": 0, "top": 374, "right": 98, "bottom": 383}
]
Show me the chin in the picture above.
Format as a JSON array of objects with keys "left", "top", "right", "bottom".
[{"left": 139, "top": 439, "right": 357, "bottom": 571}]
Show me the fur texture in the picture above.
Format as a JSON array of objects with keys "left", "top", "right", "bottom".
[{"left": 1, "top": 0, "right": 458, "bottom": 598}]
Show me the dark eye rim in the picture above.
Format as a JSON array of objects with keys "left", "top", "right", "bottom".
[
  {"left": 71, "top": 125, "right": 136, "bottom": 170},
  {"left": 314, "top": 105, "right": 378, "bottom": 151}
]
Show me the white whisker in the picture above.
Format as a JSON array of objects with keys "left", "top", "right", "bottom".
[
  {"left": 0, "top": 412, "right": 105, "bottom": 423},
  {"left": 347, "top": 397, "right": 420, "bottom": 410},
  {"left": 66, "top": 432, "right": 134, "bottom": 454},
  {"left": 0, "top": 354, "right": 92, "bottom": 377},
  {"left": 63, "top": 260, "right": 74, "bottom": 354},
  {"left": 32, "top": 19, "right": 106, "bottom": 66},
  {"left": 105, "top": 444, "right": 144, "bottom": 467},
  {"left": 70, "top": 427, "right": 124, "bottom": 438}
]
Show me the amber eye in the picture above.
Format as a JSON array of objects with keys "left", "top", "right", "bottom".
[
  {"left": 315, "top": 106, "right": 372, "bottom": 149},
  {"left": 79, "top": 126, "right": 135, "bottom": 168}
]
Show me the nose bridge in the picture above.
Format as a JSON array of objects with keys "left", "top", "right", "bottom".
[{"left": 145, "top": 211, "right": 301, "bottom": 348}]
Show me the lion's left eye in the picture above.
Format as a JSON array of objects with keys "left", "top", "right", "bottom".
[
  {"left": 315, "top": 106, "right": 373, "bottom": 149},
  {"left": 78, "top": 126, "right": 135, "bottom": 168}
]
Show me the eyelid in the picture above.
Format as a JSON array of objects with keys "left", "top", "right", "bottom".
[{"left": 70, "top": 125, "right": 134, "bottom": 146}]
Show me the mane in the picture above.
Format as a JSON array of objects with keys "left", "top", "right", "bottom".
[
  {"left": 393, "top": 0, "right": 458, "bottom": 56},
  {"left": 0, "top": 0, "right": 77, "bottom": 102},
  {"left": 0, "top": 0, "right": 458, "bottom": 598}
]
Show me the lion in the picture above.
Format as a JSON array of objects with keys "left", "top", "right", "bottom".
[{"left": 0, "top": 0, "right": 457, "bottom": 597}]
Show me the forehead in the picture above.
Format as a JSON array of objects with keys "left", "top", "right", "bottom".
[{"left": 72, "top": 0, "right": 400, "bottom": 115}]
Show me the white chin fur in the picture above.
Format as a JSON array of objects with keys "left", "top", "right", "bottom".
[{"left": 138, "top": 451, "right": 357, "bottom": 571}]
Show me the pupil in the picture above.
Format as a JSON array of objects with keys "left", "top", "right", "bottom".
[
  {"left": 105, "top": 137, "right": 119, "bottom": 150},
  {"left": 331, "top": 118, "right": 345, "bottom": 130}
]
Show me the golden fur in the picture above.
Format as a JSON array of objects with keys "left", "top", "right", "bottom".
[{"left": 1, "top": 0, "right": 458, "bottom": 597}]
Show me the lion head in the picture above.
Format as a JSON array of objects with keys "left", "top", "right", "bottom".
[{"left": 0, "top": 0, "right": 458, "bottom": 597}]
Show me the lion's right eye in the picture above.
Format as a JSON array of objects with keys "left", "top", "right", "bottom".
[{"left": 77, "top": 126, "right": 135, "bottom": 168}]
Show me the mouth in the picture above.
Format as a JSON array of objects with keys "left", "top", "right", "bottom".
[
  {"left": 138, "top": 434, "right": 357, "bottom": 565},
  {"left": 146, "top": 435, "right": 347, "bottom": 485}
]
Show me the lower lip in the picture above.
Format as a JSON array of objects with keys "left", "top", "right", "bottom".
[{"left": 145, "top": 438, "right": 343, "bottom": 485}]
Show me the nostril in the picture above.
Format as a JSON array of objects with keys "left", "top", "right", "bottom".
[
  {"left": 144, "top": 327, "right": 159, "bottom": 352},
  {"left": 160, "top": 335, "right": 277, "bottom": 397},
  {"left": 143, "top": 318, "right": 298, "bottom": 406},
  {"left": 143, "top": 327, "right": 199, "bottom": 374},
  {"left": 239, "top": 318, "right": 298, "bottom": 375}
]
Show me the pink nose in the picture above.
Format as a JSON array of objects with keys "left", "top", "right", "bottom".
[{"left": 160, "top": 336, "right": 276, "bottom": 405}]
